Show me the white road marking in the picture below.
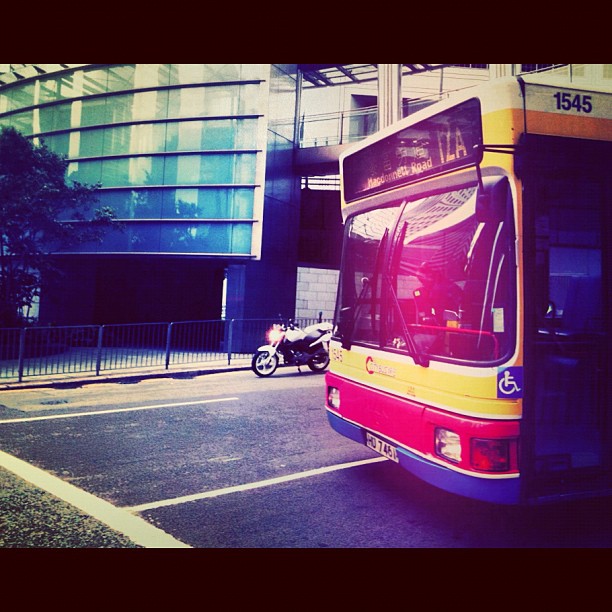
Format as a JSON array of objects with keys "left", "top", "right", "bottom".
[
  {"left": 0, "top": 397, "right": 239, "bottom": 424},
  {"left": 0, "top": 450, "right": 190, "bottom": 548},
  {"left": 125, "top": 456, "right": 388, "bottom": 512},
  {"left": 0, "top": 392, "right": 387, "bottom": 545}
]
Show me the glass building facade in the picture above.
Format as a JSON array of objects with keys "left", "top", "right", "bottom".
[
  {"left": 0, "top": 64, "right": 300, "bottom": 324},
  {"left": 0, "top": 64, "right": 270, "bottom": 257}
]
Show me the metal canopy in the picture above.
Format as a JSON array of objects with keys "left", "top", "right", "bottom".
[
  {"left": 1, "top": 64, "right": 480, "bottom": 87},
  {"left": 0, "top": 64, "right": 76, "bottom": 85},
  {"left": 298, "top": 64, "right": 459, "bottom": 87}
]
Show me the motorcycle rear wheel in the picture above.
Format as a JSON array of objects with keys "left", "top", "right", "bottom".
[
  {"left": 307, "top": 352, "right": 330, "bottom": 372},
  {"left": 251, "top": 351, "right": 279, "bottom": 377}
]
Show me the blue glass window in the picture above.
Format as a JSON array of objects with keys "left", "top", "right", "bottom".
[
  {"left": 62, "top": 219, "right": 253, "bottom": 255},
  {"left": 164, "top": 118, "right": 258, "bottom": 152},
  {"left": 97, "top": 190, "right": 163, "bottom": 219},
  {"left": 158, "top": 221, "right": 253, "bottom": 254},
  {"left": 229, "top": 223, "right": 253, "bottom": 254},
  {"left": 81, "top": 97, "right": 107, "bottom": 127},
  {"left": 131, "top": 90, "right": 169, "bottom": 121},
  {"left": 38, "top": 102, "right": 72, "bottom": 132},
  {"left": 38, "top": 73, "right": 78, "bottom": 104},
  {"left": 106, "top": 65, "right": 135, "bottom": 92},
  {"left": 5, "top": 110, "right": 33, "bottom": 135},
  {"left": 161, "top": 187, "right": 255, "bottom": 219},
  {"left": 40, "top": 132, "right": 70, "bottom": 157},
  {"left": 104, "top": 93, "right": 134, "bottom": 124},
  {"left": 79, "top": 68, "right": 111, "bottom": 96},
  {"left": 78, "top": 128, "right": 106, "bottom": 157},
  {"left": 68, "top": 160, "right": 102, "bottom": 185},
  {"left": 100, "top": 158, "right": 130, "bottom": 186},
  {"left": 199, "top": 153, "right": 257, "bottom": 184},
  {"left": 167, "top": 85, "right": 261, "bottom": 119},
  {"left": 7, "top": 83, "right": 35, "bottom": 110}
]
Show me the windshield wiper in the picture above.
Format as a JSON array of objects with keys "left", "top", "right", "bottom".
[
  {"left": 386, "top": 222, "right": 429, "bottom": 366},
  {"left": 385, "top": 279, "right": 429, "bottom": 367}
]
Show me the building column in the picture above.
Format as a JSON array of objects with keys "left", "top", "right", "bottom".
[
  {"left": 378, "top": 64, "right": 403, "bottom": 129},
  {"left": 490, "top": 64, "right": 516, "bottom": 79}
]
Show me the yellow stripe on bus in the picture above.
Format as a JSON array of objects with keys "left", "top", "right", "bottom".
[{"left": 331, "top": 350, "right": 522, "bottom": 419}]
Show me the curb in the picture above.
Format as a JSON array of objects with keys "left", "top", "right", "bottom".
[{"left": 1, "top": 362, "right": 253, "bottom": 391}]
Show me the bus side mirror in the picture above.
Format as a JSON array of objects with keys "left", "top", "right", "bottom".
[
  {"left": 476, "top": 176, "right": 509, "bottom": 223},
  {"left": 337, "top": 306, "right": 353, "bottom": 349}
]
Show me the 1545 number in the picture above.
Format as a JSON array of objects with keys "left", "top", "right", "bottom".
[{"left": 553, "top": 92, "right": 593, "bottom": 113}]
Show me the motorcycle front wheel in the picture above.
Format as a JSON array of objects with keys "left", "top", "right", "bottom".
[
  {"left": 307, "top": 352, "right": 330, "bottom": 372},
  {"left": 251, "top": 351, "right": 279, "bottom": 377}
]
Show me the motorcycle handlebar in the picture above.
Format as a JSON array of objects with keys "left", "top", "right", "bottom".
[{"left": 278, "top": 316, "right": 295, "bottom": 330}]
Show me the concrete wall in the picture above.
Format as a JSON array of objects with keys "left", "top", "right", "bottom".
[{"left": 295, "top": 266, "right": 339, "bottom": 321}]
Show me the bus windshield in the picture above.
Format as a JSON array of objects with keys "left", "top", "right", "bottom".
[{"left": 336, "top": 183, "right": 516, "bottom": 365}]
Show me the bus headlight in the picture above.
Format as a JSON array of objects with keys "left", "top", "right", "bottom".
[
  {"left": 471, "top": 438, "right": 510, "bottom": 472},
  {"left": 435, "top": 428, "right": 461, "bottom": 463},
  {"left": 327, "top": 386, "right": 341, "bottom": 409}
]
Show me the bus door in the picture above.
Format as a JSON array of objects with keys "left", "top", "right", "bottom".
[{"left": 521, "top": 134, "right": 612, "bottom": 502}]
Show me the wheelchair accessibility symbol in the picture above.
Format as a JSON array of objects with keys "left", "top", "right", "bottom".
[{"left": 497, "top": 367, "right": 523, "bottom": 399}]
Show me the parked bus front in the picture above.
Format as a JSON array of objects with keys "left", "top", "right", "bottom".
[{"left": 325, "top": 77, "right": 611, "bottom": 505}]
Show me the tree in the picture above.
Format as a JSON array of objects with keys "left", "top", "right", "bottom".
[{"left": 0, "top": 126, "right": 118, "bottom": 327}]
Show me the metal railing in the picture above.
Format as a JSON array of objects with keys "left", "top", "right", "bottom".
[
  {"left": 0, "top": 317, "right": 332, "bottom": 382},
  {"left": 296, "top": 97, "right": 444, "bottom": 149},
  {"left": 298, "top": 106, "right": 379, "bottom": 148}
]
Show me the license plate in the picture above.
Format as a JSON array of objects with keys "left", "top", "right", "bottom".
[{"left": 366, "top": 432, "right": 399, "bottom": 463}]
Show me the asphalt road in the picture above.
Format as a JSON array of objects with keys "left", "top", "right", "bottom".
[{"left": 1, "top": 368, "right": 611, "bottom": 548}]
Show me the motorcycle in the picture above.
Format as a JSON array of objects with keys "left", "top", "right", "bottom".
[{"left": 251, "top": 317, "right": 333, "bottom": 377}]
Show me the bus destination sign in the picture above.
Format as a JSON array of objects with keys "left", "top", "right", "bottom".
[{"left": 342, "top": 98, "right": 483, "bottom": 202}]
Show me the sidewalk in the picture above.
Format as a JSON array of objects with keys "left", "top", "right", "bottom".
[{"left": 1, "top": 357, "right": 253, "bottom": 391}]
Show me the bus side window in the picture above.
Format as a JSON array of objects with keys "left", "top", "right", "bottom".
[{"left": 560, "top": 276, "right": 602, "bottom": 334}]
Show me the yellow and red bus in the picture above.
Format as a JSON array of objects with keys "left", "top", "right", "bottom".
[{"left": 325, "top": 76, "right": 611, "bottom": 505}]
